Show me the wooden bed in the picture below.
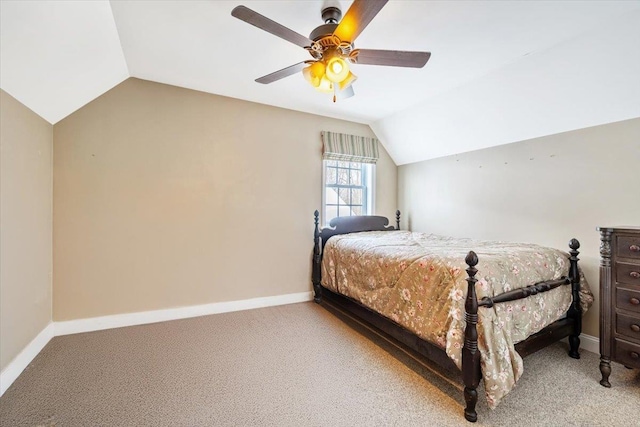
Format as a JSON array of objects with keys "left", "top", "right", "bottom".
[{"left": 311, "top": 211, "right": 583, "bottom": 423}]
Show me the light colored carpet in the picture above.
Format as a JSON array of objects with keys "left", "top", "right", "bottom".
[{"left": 0, "top": 302, "right": 638, "bottom": 426}]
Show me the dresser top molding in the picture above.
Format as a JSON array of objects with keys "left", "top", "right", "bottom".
[{"left": 597, "top": 226, "right": 640, "bottom": 232}]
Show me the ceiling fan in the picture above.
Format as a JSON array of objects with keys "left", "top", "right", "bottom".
[{"left": 231, "top": 0, "right": 431, "bottom": 102}]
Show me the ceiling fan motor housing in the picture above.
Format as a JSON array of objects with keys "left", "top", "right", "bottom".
[
  {"left": 309, "top": 6, "right": 342, "bottom": 41},
  {"left": 309, "top": 23, "right": 339, "bottom": 42}
]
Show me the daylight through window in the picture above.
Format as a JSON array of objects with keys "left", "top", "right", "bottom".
[{"left": 323, "top": 160, "right": 374, "bottom": 225}]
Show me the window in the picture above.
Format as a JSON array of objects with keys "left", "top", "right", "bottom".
[
  {"left": 323, "top": 160, "right": 374, "bottom": 225},
  {"left": 320, "top": 130, "right": 379, "bottom": 225}
]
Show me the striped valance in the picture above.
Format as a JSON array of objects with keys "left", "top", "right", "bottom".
[{"left": 321, "top": 131, "right": 379, "bottom": 164}]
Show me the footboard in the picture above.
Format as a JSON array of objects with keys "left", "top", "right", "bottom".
[{"left": 461, "top": 239, "right": 582, "bottom": 422}]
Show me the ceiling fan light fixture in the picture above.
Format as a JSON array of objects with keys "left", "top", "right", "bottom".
[
  {"left": 338, "top": 71, "right": 357, "bottom": 90},
  {"left": 302, "top": 65, "right": 320, "bottom": 87},
  {"left": 325, "top": 57, "right": 349, "bottom": 83},
  {"left": 315, "top": 75, "right": 334, "bottom": 93},
  {"left": 303, "top": 61, "right": 327, "bottom": 87},
  {"left": 309, "top": 61, "right": 326, "bottom": 78}
]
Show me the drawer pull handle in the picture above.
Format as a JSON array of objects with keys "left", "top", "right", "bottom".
[
  {"left": 631, "top": 245, "right": 640, "bottom": 252},
  {"left": 631, "top": 298, "right": 640, "bottom": 305},
  {"left": 631, "top": 352, "right": 639, "bottom": 360},
  {"left": 631, "top": 271, "right": 640, "bottom": 279},
  {"left": 632, "top": 324, "right": 640, "bottom": 332}
]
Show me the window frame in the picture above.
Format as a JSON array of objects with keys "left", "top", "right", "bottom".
[{"left": 321, "top": 159, "right": 375, "bottom": 226}]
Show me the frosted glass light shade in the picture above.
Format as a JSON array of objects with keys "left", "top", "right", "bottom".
[
  {"left": 303, "top": 61, "right": 326, "bottom": 87},
  {"left": 325, "top": 57, "right": 349, "bottom": 83},
  {"left": 316, "top": 75, "right": 334, "bottom": 93},
  {"left": 338, "top": 71, "right": 357, "bottom": 90}
]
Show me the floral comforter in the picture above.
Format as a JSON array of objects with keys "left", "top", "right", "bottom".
[{"left": 321, "top": 231, "right": 593, "bottom": 408}]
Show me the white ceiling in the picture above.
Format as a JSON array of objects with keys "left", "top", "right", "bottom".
[
  {"left": 1, "top": 1, "right": 639, "bottom": 163},
  {"left": 0, "top": 0, "right": 128, "bottom": 124}
]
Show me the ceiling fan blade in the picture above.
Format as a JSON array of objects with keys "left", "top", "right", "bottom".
[
  {"left": 255, "top": 62, "right": 308, "bottom": 84},
  {"left": 336, "top": 85, "right": 355, "bottom": 100},
  {"left": 231, "top": 6, "right": 312, "bottom": 48},
  {"left": 355, "top": 49, "right": 431, "bottom": 68},
  {"left": 333, "top": 0, "right": 388, "bottom": 43}
]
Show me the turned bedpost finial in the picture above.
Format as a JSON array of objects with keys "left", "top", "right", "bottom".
[
  {"left": 569, "top": 238, "right": 580, "bottom": 252},
  {"left": 567, "top": 238, "right": 582, "bottom": 359},
  {"left": 465, "top": 250, "right": 479, "bottom": 269},
  {"left": 462, "top": 250, "right": 480, "bottom": 422},
  {"left": 396, "top": 210, "right": 401, "bottom": 230},
  {"left": 568, "top": 238, "right": 580, "bottom": 275}
]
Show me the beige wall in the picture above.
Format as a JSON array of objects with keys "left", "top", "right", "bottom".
[
  {"left": 53, "top": 78, "right": 397, "bottom": 321},
  {"left": 398, "top": 118, "right": 640, "bottom": 337},
  {"left": 0, "top": 90, "right": 53, "bottom": 371}
]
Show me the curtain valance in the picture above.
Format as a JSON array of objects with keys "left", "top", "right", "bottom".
[{"left": 321, "top": 131, "right": 379, "bottom": 164}]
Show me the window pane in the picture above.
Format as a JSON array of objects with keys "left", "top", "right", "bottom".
[
  {"left": 351, "top": 205, "right": 362, "bottom": 216},
  {"left": 351, "top": 162, "right": 361, "bottom": 169},
  {"left": 337, "top": 161, "right": 349, "bottom": 168},
  {"left": 338, "top": 188, "right": 349, "bottom": 205},
  {"left": 337, "top": 168, "right": 349, "bottom": 185},
  {"left": 338, "top": 206, "right": 351, "bottom": 217},
  {"left": 326, "top": 187, "right": 339, "bottom": 205},
  {"left": 349, "top": 169, "right": 361, "bottom": 185},
  {"left": 326, "top": 160, "right": 338, "bottom": 167},
  {"left": 350, "top": 189, "right": 362, "bottom": 205},
  {"left": 325, "top": 205, "right": 338, "bottom": 222},
  {"left": 326, "top": 167, "right": 337, "bottom": 184}
]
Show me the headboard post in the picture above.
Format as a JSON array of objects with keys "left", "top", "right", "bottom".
[
  {"left": 312, "top": 211, "right": 323, "bottom": 303},
  {"left": 567, "top": 238, "right": 582, "bottom": 359},
  {"left": 396, "top": 210, "right": 401, "bottom": 230}
]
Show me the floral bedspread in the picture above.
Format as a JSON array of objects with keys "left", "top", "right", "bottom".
[{"left": 321, "top": 231, "right": 593, "bottom": 408}]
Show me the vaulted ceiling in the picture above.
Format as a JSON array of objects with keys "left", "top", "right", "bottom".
[{"left": 2, "top": 1, "right": 639, "bottom": 164}]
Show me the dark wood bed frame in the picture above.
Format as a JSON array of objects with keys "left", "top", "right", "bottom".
[{"left": 311, "top": 211, "right": 582, "bottom": 423}]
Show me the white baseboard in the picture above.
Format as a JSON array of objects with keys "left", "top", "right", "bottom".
[
  {"left": 578, "top": 333, "right": 599, "bottom": 354},
  {"left": 0, "top": 322, "right": 54, "bottom": 396},
  {"left": 561, "top": 333, "right": 599, "bottom": 354},
  {"left": 54, "top": 291, "right": 314, "bottom": 336},
  {"left": 0, "top": 291, "right": 313, "bottom": 397},
  {"left": 0, "top": 294, "right": 599, "bottom": 399}
]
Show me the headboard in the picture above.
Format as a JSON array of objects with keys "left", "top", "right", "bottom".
[{"left": 314, "top": 210, "right": 400, "bottom": 251}]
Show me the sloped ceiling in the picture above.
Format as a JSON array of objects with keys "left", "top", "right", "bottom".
[
  {"left": 0, "top": 1, "right": 129, "bottom": 124},
  {"left": 1, "top": 1, "right": 639, "bottom": 163}
]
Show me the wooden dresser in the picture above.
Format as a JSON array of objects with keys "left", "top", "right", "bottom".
[{"left": 598, "top": 226, "right": 640, "bottom": 387}]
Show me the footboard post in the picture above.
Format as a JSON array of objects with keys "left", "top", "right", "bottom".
[
  {"left": 396, "top": 210, "right": 401, "bottom": 230},
  {"left": 463, "top": 251, "right": 481, "bottom": 423},
  {"left": 567, "top": 238, "right": 582, "bottom": 359},
  {"left": 312, "top": 210, "right": 323, "bottom": 303}
]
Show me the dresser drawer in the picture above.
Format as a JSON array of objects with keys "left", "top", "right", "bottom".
[
  {"left": 616, "top": 312, "right": 640, "bottom": 341},
  {"left": 616, "top": 262, "right": 640, "bottom": 286},
  {"left": 614, "top": 338, "right": 640, "bottom": 368},
  {"left": 617, "top": 236, "right": 640, "bottom": 260},
  {"left": 616, "top": 287, "right": 640, "bottom": 313}
]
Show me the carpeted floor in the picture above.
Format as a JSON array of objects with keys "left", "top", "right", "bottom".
[{"left": 0, "top": 302, "right": 638, "bottom": 426}]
